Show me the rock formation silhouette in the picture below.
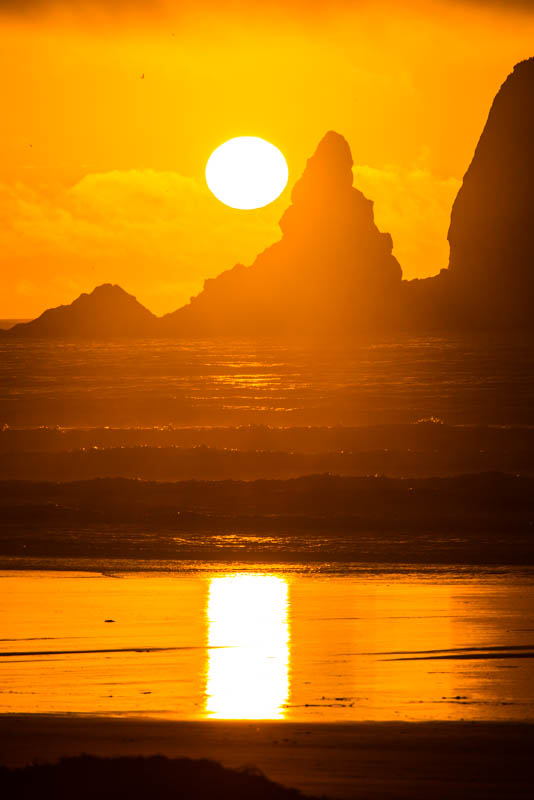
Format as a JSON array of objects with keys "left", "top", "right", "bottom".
[
  {"left": 160, "top": 131, "right": 403, "bottom": 336},
  {"left": 0, "top": 755, "right": 318, "bottom": 800},
  {"left": 5, "top": 284, "right": 158, "bottom": 338},
  {"left": 447, "top": 57, "right": 534, "bottom": 327},
  {"left": 406, "top": 57, "right": 534, "bottom": 330},
  {"left": 3, "top": 59, "right": 533, "bottom": 339}
]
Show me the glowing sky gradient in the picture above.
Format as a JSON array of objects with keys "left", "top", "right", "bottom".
[{"left": 1, "top": 0, "right": 533, "bottom": 317}]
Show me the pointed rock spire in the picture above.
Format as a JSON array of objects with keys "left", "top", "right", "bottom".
[{"left": 162, "top": 131, "right": 402, "bottom": 335}]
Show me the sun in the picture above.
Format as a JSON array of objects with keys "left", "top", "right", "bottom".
[{"left": 206, "top": 137, "right": 289, "bottom": 210}]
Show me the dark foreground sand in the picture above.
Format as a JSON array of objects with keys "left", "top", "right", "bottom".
[{"left": 1, "top": 716, "right": 533, "bottom": 799}]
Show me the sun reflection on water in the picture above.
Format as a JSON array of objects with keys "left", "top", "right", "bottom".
[{"left": 205, "top": 574, "right": 289, "bottom": 719}]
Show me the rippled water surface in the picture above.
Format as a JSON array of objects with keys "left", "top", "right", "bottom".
[{"left": 1, "top": 336, "right": 534, "bottom": 426}]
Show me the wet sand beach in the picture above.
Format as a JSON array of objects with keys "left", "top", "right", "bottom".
[
  {"left": 2, "top": 567, "right": 534, "bottom": 722},
  {"left": 1, "top": 715, "right": 533, "bottom": 799}
]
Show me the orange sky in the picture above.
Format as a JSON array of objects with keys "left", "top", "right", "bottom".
[{"left": 1, "top": 0, "right": 533, "bottom": 318}]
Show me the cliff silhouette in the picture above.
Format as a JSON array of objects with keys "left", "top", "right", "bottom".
[
  {"left": 3, "top": 58, "right": 533, "bottom": 339},
  {"left": 405, "top": 57, "right": 534, "bottom": 330},
  {"left": 447, "top": 57, "right": 534, "bottom": 327}
]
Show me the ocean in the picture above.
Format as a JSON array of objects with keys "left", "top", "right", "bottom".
[
  {"left": 1, "top": 335, "right": 534, "bottom": 428},
  {"left": 1, "top": 334, "right": 533, "bottom": 725}
]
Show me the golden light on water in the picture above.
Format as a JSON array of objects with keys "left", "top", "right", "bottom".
[
  {"left": 2, "top": 571, "right": 534, "bottom": 722},
  {"left": 205, "top": 574, "right": 289, "bottom": 719}
]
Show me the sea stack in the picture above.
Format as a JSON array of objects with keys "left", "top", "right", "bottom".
[
  {"left": 5, "top": 284, "right": 158, "bottom": 338},
  {"left": 162, "top": 131, "right": 403, "bottom": 336}
]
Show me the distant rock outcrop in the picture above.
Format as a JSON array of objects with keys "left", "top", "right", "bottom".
[
  {"left": 5, "top": 284, "right": 157, "bottom": 338},
  {"left": 161, "top": 131, "right": 403, "bottom": 335}
]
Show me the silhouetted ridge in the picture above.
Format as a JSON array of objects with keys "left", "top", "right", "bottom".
[
  {"left": 0, "top": 755, "right": 319, "bottom": 800},
  {"left": 6, "top": 284, "right": 157, "bottom": 338},
  {"left": 161, "top": 131, "right": 402, "bottom": 335}
]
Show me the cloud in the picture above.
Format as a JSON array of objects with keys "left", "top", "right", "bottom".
[
  {"left": 461, "top": 0, "right": 534, "bottom": 7},
  {"left": 0, "top": 169, "right": 284, "bottom": 317},
  {"left": 1, "top": 0, "right": 533, "bottom": 24},
  {"left": 1, "top": 0, "right": 532, "bottom": 14}
]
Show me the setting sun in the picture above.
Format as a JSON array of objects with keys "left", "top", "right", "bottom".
[{"left": 206, "top": 137, "right": 289, "bottom": 210}]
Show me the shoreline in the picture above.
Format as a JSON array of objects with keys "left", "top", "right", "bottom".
[{"left": 3, "top": 558, "right": 534, "bottom": 571}]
